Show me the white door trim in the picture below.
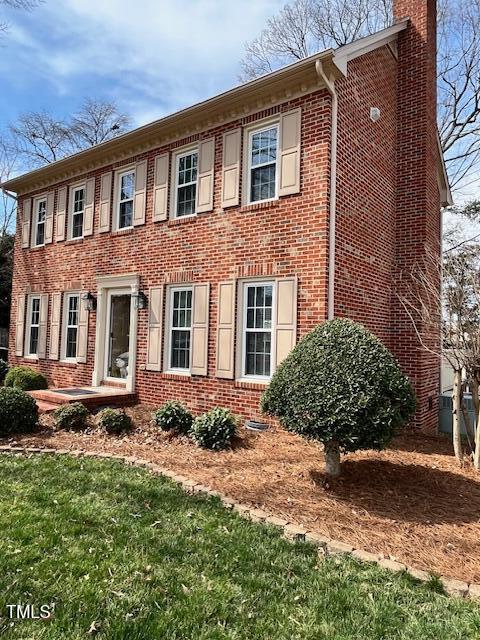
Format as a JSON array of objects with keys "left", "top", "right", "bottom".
[{"left": 92, "top": 273, "right": 140, "bottom": 393}]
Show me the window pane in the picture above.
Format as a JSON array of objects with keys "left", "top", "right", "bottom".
[
  {"left": 250, "top": 165, "right": 276, "bottom": 202},
  {"left": 36, "top": 222, "right": 45, "bottom": 246},
  {"left": 251, "top": 128, "right": 277, "bottom": 167},
  {"left": 72, "top": 212, "right": 84, "bottom": 238},
  {"left": 66, "top": 327, "right": 77, "bottom": 359},
  {"left": 74, "top": 188, "right": 85, "bottom": 213},
  {"left": 245, "top": 332, "right": 271, "bottom": 376},
  {"left": 31, "top": 299, "right": 40, "bottom": 325},
  {"left": 29, "top": 326, "right": 39, "bottom": 355},
  {"left": 121, "top": 173, "right": 135, "bottom": 200},
  {"left": 177, "top": 184, "right": 196, "bottom": 217},
  {"left": 37, "top": 200, "right": 46, "bottom": 222},
  {"left": 171, "top": 329, "right": 190, "bottom": 369},
  {"left": 178, "top": 152, "right": 198, "bottom": 185},
  {"left": 119, "top": 201, "right": 133, "bottom": 228}
]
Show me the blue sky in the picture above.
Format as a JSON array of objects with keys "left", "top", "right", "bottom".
[{"left": 0, "top": 0, "right": 285, "bottom": 131}]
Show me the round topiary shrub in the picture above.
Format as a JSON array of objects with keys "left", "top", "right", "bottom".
[
  {"left": 53, "top": 402, "right": 89, "bottom": 431},
  {"left": 0, "top": 359, "right": 8, "bottom": 385},
  {"left": 152, "top": 401, "right": 193, "bottom": 435},
  {"left": 190, "top": 407, "right": 237, "bottom": 450},
  {"left": 4, "top": 365, "right": 48, "bottom": 391},
  {"left": 260, "top": 319, "right": 416, "bottom": 478},
  {"left": 97, "top": 408, "right": 132, "bottom": 435},
  {"left": 0, "top": 387, "right": 38, "bottom": 436}
]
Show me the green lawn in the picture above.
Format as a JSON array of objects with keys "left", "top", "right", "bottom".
[{"left": 0, "top": 456, "right": 479, "bottom": 640}]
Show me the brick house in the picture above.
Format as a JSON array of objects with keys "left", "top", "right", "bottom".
[{"left": 1, "top": 0, "right": 450, "bottom": 431}]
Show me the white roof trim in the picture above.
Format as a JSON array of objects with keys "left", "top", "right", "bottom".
[{"left": 332, "top": 20, "right": 409, "bottom": 76}]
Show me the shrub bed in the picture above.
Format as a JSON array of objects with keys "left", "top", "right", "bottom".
[{"left": 4, "top": 366, "right": 48, "bottom": 391}]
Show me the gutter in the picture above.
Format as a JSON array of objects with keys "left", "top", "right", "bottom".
[{"left": 315, "top": 60, "right": 338, "bottom": 321}]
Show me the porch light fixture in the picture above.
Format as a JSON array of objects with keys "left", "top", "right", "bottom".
[
  {"left": 81, "top": 291, "right": 97, "bottom": 312},
  {"left": 132, "top": 290, "right": 147, "bottom": 310}
]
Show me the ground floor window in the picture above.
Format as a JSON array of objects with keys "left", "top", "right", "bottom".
[
  {"left": 27, "top": 296, "right": 41, "bottom": 356},
  {"left": 242, "top": 281, "right": 274, "bottom": 379},
  {"left": 64, "top": 293, "right": 80, "bottom": 360},
  {"left": 169, "top": 287, "right": 192, "bottom": 370}
]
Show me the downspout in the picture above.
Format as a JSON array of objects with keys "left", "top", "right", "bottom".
[{"left": 315, "top": 60, "right": 338, "bottom": 320}]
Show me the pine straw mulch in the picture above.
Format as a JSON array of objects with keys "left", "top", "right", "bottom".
[{"left": 5, "top": 404, "right": 480, "bottom": 584}]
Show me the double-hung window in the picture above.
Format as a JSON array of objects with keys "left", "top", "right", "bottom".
[
  {"left": 34, "top": 198, "right": 47, "bottom": 246},
  {"left": 248, "top": 125, "right": 278, "bottom": 204},
  {"left": 70, "top": 186, "right": 85, "bottom": 239},
  {"left": 242, "top": 282, "right": 274, "bottom": 379},
  {"left": 116, "top": 170, "right": 135, "bottom": 229},
  {"left": 64, "top": 294, "right": 80, "bottom": 360},
  {"left": 169, "top": 287, "right": 193, "bottom": 370},
  {"left": 175, "top": 150, "right": 198, "bottom": 217},
  {"left": 27, "top": 296, "right": 41, "bottom": 356}
]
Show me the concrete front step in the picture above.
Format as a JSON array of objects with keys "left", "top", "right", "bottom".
[{"left": 29, "top": 387, "right": 137, "bottom": 412}]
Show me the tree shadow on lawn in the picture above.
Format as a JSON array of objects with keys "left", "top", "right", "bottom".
[{"left": 310, "top": 459, "right": 480, "bottom": 525}]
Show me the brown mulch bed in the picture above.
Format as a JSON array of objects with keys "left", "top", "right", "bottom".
[{"left": 5, "top": 404, "right": 480, "bottom": 584}]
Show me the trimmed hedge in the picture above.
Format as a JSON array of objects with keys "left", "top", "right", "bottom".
[
  {"left": 190, "top": 407, "right": 237, "bottom": 450},
  {"left": 0, "top": 387, "right": 38, "bottom": 436},
  {"left": 4, "top": 366, "right": 48, "bottom": 391},
  {"left": 97, "top": 408, "right": 132, "bottom": 435},
  {"left": 53, "top": 403, "right": 89, "bottom": 431},
  {"left": 261, "top": 318, "right": 416, "bottom": 455},
  {"left": 152, "top": 401, "right": 193, "bottom": 435}
]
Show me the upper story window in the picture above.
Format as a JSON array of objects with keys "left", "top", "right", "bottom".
[
  {"left": 27, "top": 295, "right": 41, "bottom": 356},
  {"left": 248, "top": 125, "right": 278, "bottom": 204},
  {"left": 168, "top": 287, "right": 193, "bottom": 370},
  {"left": 175, "top": 150, "right": 198, "bottom": 218},
  {"left": 33, "top": 197, "right": 46, "bottom": 247},
  {"left": 116, "top": 169, "right": 135, "bottom": 229},
  {"left": 63, "top": 293, "right": 80, "bottom": 360},
  {"left": 70, "top": 186, "right": 85, "bottom": 239},
  {"left": 242, "top": 282, "right": 274, "bottom": 379}
]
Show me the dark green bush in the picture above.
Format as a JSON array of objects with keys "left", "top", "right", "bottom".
[
  {"left": 261, "top": 319, "right": 416, "bottom": 476},
  {"left": 0, "top": 359, "right": 8, "bottom": 385},
  {"left": 4, "top": 366, "right": 48, "bottom": 391},
  {"left": 97, "top": 408, "right": 132, "bottom": 435},
  {"left": 53, "top": 402, "right": 89, "bottom": 431},
  {"left": 0, "top": 387, "right": 38, "bottom": 436},
  {"left": 190, "top": 407, "right": 237, "bottom": 450},
  {"left": 152, "top": 401, "right": 193, "bottom": 435}
]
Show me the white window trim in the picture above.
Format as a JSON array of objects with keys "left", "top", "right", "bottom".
[
  {"left": 164, "top": 284, "right": 193, "bottom": 375},
  {"left": 60, "top": 292, "right": 80, "bottom": 362},
  {"left": 170, "top": 144, "right": 198, "bottom": 219},
  {"left": 113, "top": 167, "right": 135, "bottom": 231},
  {"left": 68, "top": 183, "right": 86, "bottom": 240},
  {"left": 25, "top": 294, "right": 41, "bottom": 359},
  {"left": 237, "top": 279, "right": 276, "bottom": 383},
  {"left": 31, "top": 195, "right": 47, "bottom": 247},
  {"left": 244, "top": 120, "right": 280, "bottom": 206}
]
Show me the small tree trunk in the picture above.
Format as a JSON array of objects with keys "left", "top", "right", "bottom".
[
  {"left": 324, "top": 440, "right": 341, "bottom": 478},
  {"left": 452, "top": 369, "right": 464, "bottom": 466},
  {"left": 461, "top": 399, "right": 475, "bottom": 454},
  {"left": 473, "top": 377, "right": 480, "bottom": 471}
]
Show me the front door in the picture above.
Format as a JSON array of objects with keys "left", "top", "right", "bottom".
[{"left": 105, "top": 291, "right": 131, "bottom": 381}]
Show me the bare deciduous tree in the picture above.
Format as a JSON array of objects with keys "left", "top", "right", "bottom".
[
  {"left": 0, "top": 0, "right": 42, "bottom": 35},
  {"left": 10, "top": 98, "right": 131, "bottom": 170},
  {"left": 240, "top": 0, "right": 480, "bottom": 194}
]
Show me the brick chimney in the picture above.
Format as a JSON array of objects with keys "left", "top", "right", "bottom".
[{"left": 393, "top": 0, "right": 441, "bottom": 432}]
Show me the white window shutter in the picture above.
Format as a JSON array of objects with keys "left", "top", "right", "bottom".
[
  {"left": 153, "top": 154, "right": 169, "bottom": 222},
  {"left": 191, "top": 283, "right": 210, "bottom": 376},
  {"left": 77, "top": 294, "right": 89, "bottom": 363},
  {"left": 99, "top": 172, "right": 112, "bottom": 233},
  {"left": 21, "top": 199, "right": 32, "bottom": 249},
  {"left": 275, "top": 276, "right": 297, "bottom": 367},
  {"left": 56, "top": 187, "right": 67, "bottom": 242},
  {"left": 48, "top": 292, "right": 62, "bottom": 361},
  {"left": 221, "top": 129, "right": 241, "bottom": 208},
  {"left": 196, "top": 138, "right": 215, "bottom": 213},
  {"left": 279, "top": 108, "right": 301, "bottom": 197},
  {"left": 83, "top": 177, "right": 95, "bottom": 236},
  {"left": 44, "top": 191, "right": 55, "bottom": 244},
  {"left": 15, "top": 294, "right": 26, "bottom": 356},
  {"left": 133, "top": 160, "right": 147, "bottom": 226},
  {"left": 146, "top": 286, "right": 164, "bottom": 371},
  {"left": 37, "top": 293, "right": 49, "bottom": 359},
  {"left": 215, "top": 281, "right": 236, "bottom": 379}
]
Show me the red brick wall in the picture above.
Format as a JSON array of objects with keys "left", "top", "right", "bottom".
[{"left": 9, "top": 91, "right": 331, "bottom": 420}]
